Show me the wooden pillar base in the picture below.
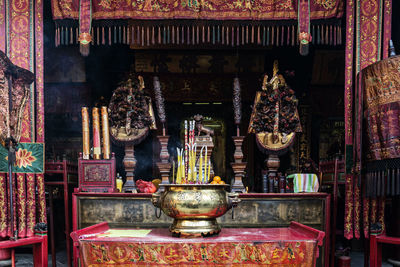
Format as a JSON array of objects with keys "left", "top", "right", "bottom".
[
  {"left": 231, "top": 136, "right": 246, "bottom": 192},
  {"left": 263, "top": 154, "right": 280, "bottom": 193},
  {"left": 156, "top": 162, "right": 171, "bottom": 184},
  {"left": 156, "top": 135, "right": 171, "bottom": 184},
  {"left": 123, "top": 143, "right": 137, "bottom": 193},
  {"left": 231, "top": 162, "right": 246, "bottom": 193}
]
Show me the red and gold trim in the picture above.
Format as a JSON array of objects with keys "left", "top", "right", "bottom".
[
  {"left": 35, "top": 0, "right": 44, "bottom": 143},
  {"left": 344, "top": 175, "right": 353, "bottom": 239},
  {"left": 6, "top": 174, "right": 16, "bottom": 237},
  {"left": 378, "top": 198, "right": 385, "bottom": 233},
  {"left": 353, "top": 181, "right": 361, "bottom": 239},
  {"left": 371, "top": 198, "right": 377, "bottom": 224},
  {"left": 52, "top": 0, "right": 343, "bottom": 21},
  {"left": 363, "top": 197, "right": 370, "bottom": 238},
  {"left": 382, "top": 0, "right": 392, "bottom": 59},
  {"left": 343, "top": 0, "right": 355, "bottom": 240},
  {"left": 80, "top": 240, "right": 317, "bottom": 266},
  {"left": 0, "top": 0, "right": 5, "bottom": 52},
  {"left": 0, "top": 174, "right": 7, "bottom": 238},
  {"left": 16, "top": 174, "right": 26, "bottom": 237},
  {"left": 26, "top": 174, "right": 35, "bottom": 237},
  {"left": 36, "top": 174, "right": 46, "bottom": 223},
  {"left": 9, "top": 0, "right": 33, "bottom": 143},
  {"left": 344, "top": 0, "right": 354, "bottom": 145}
]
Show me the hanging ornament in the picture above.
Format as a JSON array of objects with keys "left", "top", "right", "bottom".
[
  {"left": 78, "top": 0, "right": 92, "bottom": 56},
  {"left": 298, "top": 0, "right": 311, "bottom": 56}
]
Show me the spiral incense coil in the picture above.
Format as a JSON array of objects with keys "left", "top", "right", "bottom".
[
  {"left": 81, "top": 107, "right": 90, "bottom": 159},
  {"left": 233, "top": 77, "right": 242, "bottom": 126},
  {"left": 101, "top": 106, "right": 110, "bottom": 159},
  {"left": 92, "top": 107, "right": 101, "bottom": 159}
]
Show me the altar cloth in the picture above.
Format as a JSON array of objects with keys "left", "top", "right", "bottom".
[{"left": 71, "top": 221, "right": 324, "bottom": 266}]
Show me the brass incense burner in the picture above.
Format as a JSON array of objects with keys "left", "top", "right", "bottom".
[{"left": 151, "top": 184, "right": 240, "bottom": 237}]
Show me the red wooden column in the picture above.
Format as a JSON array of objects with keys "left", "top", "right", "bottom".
[{"left": 0, "top": 1, "right": 47, "bottom": 265}]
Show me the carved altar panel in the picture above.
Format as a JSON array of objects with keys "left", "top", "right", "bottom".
[{"left": 75, "top": 194, "right": 327, "bottom": 229}]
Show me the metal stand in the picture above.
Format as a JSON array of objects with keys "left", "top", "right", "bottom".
[
  {"left": 6, "top": 137, "right": 17, "bottom": 241},
  {"left": 155, "top": 135, "right": 171, "bottom": 184},
  {"left": 230, "top": 136, "right": 246, "bottom": 193},
  {"left": 123, "top": 143, "right": 137, "bottom": 192},
  {"left": 264, "top": 154, "right": 280, "bottom": 193}
]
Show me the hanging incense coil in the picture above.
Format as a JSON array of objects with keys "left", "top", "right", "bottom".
[
  {"left": 248, "top": 61, "right": 301, "bottom": 155},
  {"left": 108, "top": 74, "right": 156, "bottom": 145}
]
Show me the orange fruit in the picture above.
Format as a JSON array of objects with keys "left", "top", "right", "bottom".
[
  {"left": 218, "top": 180, "right": 225, "bottom": 185},
  {"left": 211, "top": 181, "right": 218, "bottom": 184},
  {"left": 213, "top": 176, "right": 221, "bottom": 182},
  {"left": 152, "top": 179, "right": 162, "bottom": 189}
]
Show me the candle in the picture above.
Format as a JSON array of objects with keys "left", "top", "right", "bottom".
[
  {"left": 184, "top": 120, "right": 188, "bottom": 182},
  {"left": 188, "top": 145, "right": 192, "bottom": 183},
  {"left": 116, "top": 176, "right": 123, "bottom": 192},
  {"left": 207, "top": 159, "right": 211, "bottom": 182},
  {"left": 101, "top": 106, "right": 110, "bottom": 159},
  {"left": 92, "top": 107, "right": 101, "bottom": 159},
  {"left": 181, "top": 149, "right": 185, "bottom": 183},
  {"left": 176, "top": 149, "right": 180, "bottom": 184},
  {"left": 176, "top": 148, "right": 181, "bottom": 184},
  {"left": 172, "top": 161, "right": 175, "bottom": 184},
  {"left": 193, "top": 144, "right": 197, "bottom": 183},
  {"left": 199, "top": 146, "right": 204, "bottom": 183},
  {"left": 81, "top": 107, "right": 90, "bottom": 159}
]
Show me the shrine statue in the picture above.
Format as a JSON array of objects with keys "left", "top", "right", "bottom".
[
  {"left": 248, "top": 60, "right": 301, "bottom": 155},
  {"left": 194, "top": 114, "right": 214, "bottom": 136}
]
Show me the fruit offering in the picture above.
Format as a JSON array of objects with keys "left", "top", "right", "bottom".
[
  {"left": 136, "top": 179, "right": 157, "bottom": 193},
  {"left": 211, "top": 176, "right": 225, "bottom": 185}
]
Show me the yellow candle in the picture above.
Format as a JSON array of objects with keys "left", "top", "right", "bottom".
[
  {"left": 116, "top": 177, "right": 123, "bottom": 192},
  {"left": 81, "top": 107, "right": 90, "bottom": 159},
  {"left": 92, "top": 107, "right": 101, "bottom": 159},
  {"left": 204, "top": 156, "right": 208, "bottom": 183},
  {"left": 192, "top": 148, "right": 195, "bottom": 182},
  {"left": 199, "top": 152, "right": 203, "bottom": 184},
  {"left": 176, "top": 149, "right": 180, "bottom": 183},
  {"left": 101, "top": 106, "right": 110, "bottom": 159},
  {"left": 172, "top": 161, "right": 175, "bottom": 184},
  {"left": 207, "top": 159, "right": 211, "bottom": 182}
]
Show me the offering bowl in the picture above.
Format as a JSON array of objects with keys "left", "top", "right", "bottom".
[{"left": 151, "top": 184, "right": 240, "bottom": 237}]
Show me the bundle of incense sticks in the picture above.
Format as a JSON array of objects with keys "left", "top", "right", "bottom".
[
  {"left": 174, "top": 144, "right": 211, "bottom": 184},
  {"left": 173, "top": 120, "right": 211, "bottom": 184}
]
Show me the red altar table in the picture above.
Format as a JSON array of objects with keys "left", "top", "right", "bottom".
[
  {"left": 71, "top": 221, "right": 324, "bottom": 266},
  {"left": 370, "top": 234, "right": 400, "bottom": 267}
]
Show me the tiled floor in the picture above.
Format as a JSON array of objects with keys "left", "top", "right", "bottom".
[
  {"left": 14, "top": 250, "right": 67, "bottom": 267},
  {"left": 9, "top": 250, "right": 395, "bottom": 266},
  {"left": 350, "top": 251, "right": 392, "bottom": 267}
]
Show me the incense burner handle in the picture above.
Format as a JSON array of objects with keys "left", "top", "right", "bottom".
[
  {"left": 151, "top": 191, "right": 163, "bottom": 218},
  {"left": 227, "top": 192, "right": 240, "bottom": 220},
  {"left": 227, "top": 192, "right": 240, "bottom": 209}
]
